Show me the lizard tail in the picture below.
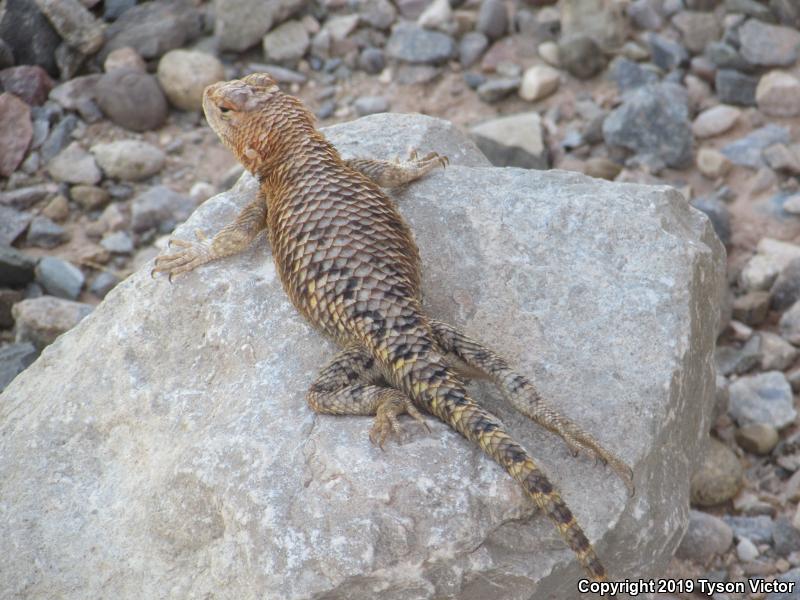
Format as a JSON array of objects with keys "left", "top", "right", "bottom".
[{"left": 385, "top": 338, "right": 607, "bottom": 582}]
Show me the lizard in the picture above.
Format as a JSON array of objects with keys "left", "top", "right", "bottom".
[{"left": 152, "top": 73, "right": 634, "bottom": 583}]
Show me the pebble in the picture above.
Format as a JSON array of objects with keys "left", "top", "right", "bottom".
[
  {"left": 538, "top": 41, "right": 560, "bottom": 66},
  {"left": 189, "top": 182, "right": 216, "bottom": 203},
  {"left": 358, "top": 47, "right": 386, "bottom": 74},
  {"left": 690, "top": 196, "right": 732, "bottom": 245},
  {"left": 742, "top": 238, "right": 800, "bottom": 292},
  {"left": 70, "top": 185, "right": 109, "bottom": 211},
  {"left": 732, "top": 291, "right": 770, "bottom": 326},
  {"left": 583, "top": 157, "right": 622, "bottom": 180},
  {"left": 760, "top": 331, "right": 798, "bottom": 371},
  {"left": 386, "top": 22, "right": 455, "bottom": 64},
  {"left": 459, "top": 32, "right": 489, "bottom": 68},
  {"left": 671, "top": 10, "right": 721, "bottom": 54},
  {"left": 26, "top": 216, "right": 68, "bottom": 249},
  {"left": 692, "top": 105, "right": 741, "bottom": 139},
  {"left": 728, "top": 370, "right": 797, "bottom": 429},
  {"left": 353, "top": 96, "right": 389, "bottom": 116},
  {"left": 0, "top": 343, "right": 38, "bottom": 392},
  {"left": 156, "top": 49, "right": 226, "bottom": 112},
  {"left": 89, "top": 271, "right": 119, "bottom": 299},
  {"left": 519, "top": 65, "right": 560, "bottom": 102},
  {"left": 0, "top": 245, "right": 36, "bottom": 287},
  {"left": 716, "top": 335, "right": 762, "bottom": 376},
  {"left": 470, "top": 112, "right": 549, "bottom": 169},
  {"left": 765, "top": 144, "right": 800, "bottom": 175},
  {"left": 697, "top": 148, "right": 733, "bottom": 179},
  {"left": 357, "top": 0, "right": 397, "bottom": 30},
  {"left": 675, "top": 510, "right": 734, "bottom": 561},
  {"left": 476, "top": 0, "right": 508, "bottom": 41},
  {"left": 724, "top": 515, "right": 775, "bottom": 545},
  {"left": 11, "top": 296, "right": 93, "bottom": 350},
  {"left": 476, "top": 77, "right": 520, "bottom": 103},
  {"left": 47, "top": 142, "right": 102, "bottom": 185},
  {"left": 603, "top": 82, "right": 692, "bottom": 169},
  {"left": 646, "top": 32, "right": 689, "bottom": 71},
  {"left": 558, "top": 34, "right": 606, "bottom": 79},
  {"left": 34, "top": 256, "right": 84, "bottom": 300},
  {"left": 104, "top": 47, "right": 147, "bottom": 73},
  {"left": 627, "top": 0, "right": 664, "bottom": 30},
  {"left": 690, "top": 437, "right": 743, "bottom": 507},
  {"left": 722, "top": 124, "right": 791, "bottom": 169},
  {"left": 774, "top": 517, "right": 800, "bottom": 557},
  {"left": 707, "top": 40, "right": 754, "bottom": 72},
  {"left": 100, "top": 231, "right": 134, "bottom": 254},
  {"left": 0, "top": 183, "right": 57, "bottom": 211},
  {"left": 714, "top": 374, "right": 730, "bottom": 421},
  {"left": 262, "top": 20, "right": 309, "bottom": 67},
  {"left": 39, "top": 114, "right": 78, "bottom": 163},
  {"left": 715, "top": 69, "right": 759, "bottom": 106},
  {"left": 736, "top": 423, "right": 780, "bottom": 455},
  {"left": 41, "top": 195, "right": 70, "bottom": 222},
  {"left": 35, "top": 0, "right": 104, "bottom": 56},
  {"left": 0, "top": 65, "right": 54, "bottom": 106},
  {"left": 0, "top": 93, "right": 33, "bottom": 178},
  {"left": 0, "top": 288, "right": 22, "bottom": 329},
  {"left": 737, "top": 537, "right": 760, "bottom": 561},
  {"left": 609, "top": 57, "right": 660, "bottom": 92},
  {"left": 131, "top": 186, "right": 196, "bottom": 233},
  {"left": 738, "top": 19, "right": 800, "bottom": 67},
  {"left": 771, "top": 258, "right": 800, "bottom": 312},
  {"left": 417, "top": 0, "right": 452, "bottom": 31},
  {"left": 727, "top": 0, "right": 778, "bottom": 21},
  {"left": 756, "top": 71, "right": 800, "bottom": 118},
  {"left": 0, "top": 207, "right": 33, "bottom": 247},
  {"left": 95, "top": 68, "right": 168, "bottom": 132},
  {"left": 90, "top": 140, "right": 166, "bottom": 181}
]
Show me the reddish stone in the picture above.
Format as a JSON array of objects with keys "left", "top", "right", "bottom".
[
  {"left": 0, "top": 65, "right": 55, "bottom": 106},
  {"left": 0, "top": 93, "right": 33, "bottom": 176}
]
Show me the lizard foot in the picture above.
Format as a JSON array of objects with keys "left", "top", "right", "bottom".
[
  {"left": 563, "top": 437, "right": 635, "bottom": 496},
  {"left": 151, "top": 229, "right": 213, "bottom": 282},
  {"left": 369, "top": 393, "right": 430, "bottom": 450},
  {"left": 407, "top": 148, "right": 449, "bottom": 171}
]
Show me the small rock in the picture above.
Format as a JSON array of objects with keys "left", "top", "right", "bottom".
[
  {"left": 646, "top": 32, "right": 689, "bottom": 71},
  {"left": 0, "top": 184, "right": 57, "bottom": 211},
  {"left": 602, "top": 82, "right": 692, "bottom": 169},
  {"left": 608, "top": 57, "right": 660, "bottom": 92},
  {"left": 742, "top": 238, "right": 800, "bottom": 292},
  {"left": 89, "top": 271, "right": 119, "bottom": 299},
  {"left": 476, "top": 77, "right": 520, "bottom": 103},
  {"left": 11, "top": 295, "right": 92, "bottom": 350},
  {"left": 784, "top": 195, "right": 800, "bottom": 215},
  {"left": 0, "top": 0, "right": 60, "bottom": 76},
  {"left": 760, "top": 331, "right": 798, "bottom": 371},
  {"left": 781, "top": 300, "right": 800, "bottom": 345},
  {"left": 764, "top": 144, "right": 800, "bottom": 175},
  {"left": 70, "top": 185, "right": 109, "bottom": 211},
  {"left": 727, "top": 0, "right": 778, "bottom": 21},
  {"left": 715, "top": 69, "right": 759, "bottom": 106},
  {"left": 459, "top": 32, "right": 488, "bottom": 68},
  {"left": 706, "top": 40, "right": 754, "bottom": 72},
  {"left": 675, "top": 510, "right": 734, "bottom": 561},
  {"left": 358, "top": 47, "right": 386, "bottom": 74},
  {"left": 95, "top": 68, "right": 168, "bottom": 132},
  {"left": 518, "top": 65, "right": 560, "bottom": 102},
  {"left": 723, "top": 515, "right": 774, "bottom": 545},
  {"left": 26, "top": 215, "right": 68, "bottom": 249},
  {"left": 156, "top": 49, "right": 225, "bottom": 112},
  {"left": 417, "top": 0, "right": 452, "bottom": 31},
  {"left": 620, "top": 40, "right": 650, "bottom": 62},
  {"left": 103, "top": 46, "right": 147, "bottom": 73},
  {"left": 131, "top": 185, "right": 195, "bottom": 233},
  {"left": 692, "top": 105, "right": 741, "bottom": 138},
  {"left": 732, "top": 291, "right": 770, "bottom": 325},
  {"left": 0, "top": 288, "right": 23, "bottom": 329},
  {"left": 756, "top": 71, "right": 800, "bottom": 117},
  {"left": 0, "top": 207, "right": 32, "bottom": 247},
  {"left": 538, "top": 41, "right": 560, "bottom": 66},
  {"left": 737, "top": 537, "right": 759, "bottom": 561},
  {"left": 627, "top": 0, "right": 664, "bottom": 30},
  {"left": 357, "top": 0, "right": 397, "bottom": 30},
  {"left": 728, "top": 370, "right": 797, "bottom": 429},
  {"left": 0, "top": 65, "right": 54, "bottom": 106},
  {"left": 716, "top": 335, "right": 762, "bottom": 376},
  {"left": 583, "top": 157, "right": 622, "bottom": 180},
  {"left": 771, "top": 258, "right": 800, "bottom": 312},
  {"left": 738, "top": 18, "right": 800, "bottom": 67},
  {"left": 34, "top": 256, "right": 85, "bottom": 300},
  {"left": 385, "top": 22, "right": 455, "bottom": 64},
  {"left": 90, "top": 140, "right": 166, "bottom": 181},
  {"left": 672, "top": 11, "right": 721, "bottom": 54},
  {"left": 722, "top": 124, "right": 791, "bottom": 168},
  {"left": 0, "top": 343, "right": 38, "bottom": 392},
  {"left": 100, "top": 231, "right": 134, "bottom": 254},
  {"left": 39, "top": 114, "right": 78, "bottom": 163},
  {"left": 715, "top": 374, "right": 730, "bottom": 421},
  {"left": 690, "top": 196, "right": 732, "bottom": 245},
  {"left": 558, "top": 34, "right": 606, "bottom": 79},
  {"left": 697, "top": 148, "right": 732, "bottom": 179},
  {"left": 47, "top": 142, "right": 102, "bottom": 185},
  {"left": 353, "top": 96, "right": 389, "bottom": 116},
  {"left": 0, "top": 93, "right": 33, "bottom": 177},
  {"left": 771, "top": 0, "right": 800, "bottom": 27},
  {"left": 774, "top": 516, "right": 800, "bottom": 556},
  {"left": 41, "top": 194, "right": 70, "bottom": 222},
  {"left": 690, "top": 437, "right": 743, "bottom": 507},
  {"left": 262, "top": 20, "right": 309, "bottom": 67},
  {"left": 0, "top": 245, "right": 36, "bottom": 287},
  {"left": 34, "top": 0, "right": 104, "bottom": 55},
  {"left": 470, "top": 112, "right": 549, "bottom": 169},
  {"left": 476, "top": 0, "right": 508, "bottom": 41},
  {"left": 736, "top": 423, "right": 780, "bottom": 455},
  {"left": 189, "top": 182, "right": 216, "bottom": 203}
]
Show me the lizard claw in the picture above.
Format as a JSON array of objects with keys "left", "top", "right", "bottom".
[
  {"left": 369, "top": 394, "right": 429, "bottom": 449},
  {"left": 152, "top": 231, "right": 213, "bottom": 281}
]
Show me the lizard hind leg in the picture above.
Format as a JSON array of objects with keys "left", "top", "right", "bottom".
[
  {"left": 306, "top": 345, "right": 430, "bottom": 449},
  {"left": 344, "top": 149, "right": 448, "bottom": 189},
  {"left": 429, "top": 320, "right": 635, "bottom": 496}
]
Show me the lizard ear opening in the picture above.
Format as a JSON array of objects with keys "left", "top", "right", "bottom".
[{"left": 242, "top": 73, "right": 279, "bottom": 92}]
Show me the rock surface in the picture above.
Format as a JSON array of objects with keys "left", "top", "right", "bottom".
[{"left": 0, "top": 114, "right": 725, "bottom": 599}]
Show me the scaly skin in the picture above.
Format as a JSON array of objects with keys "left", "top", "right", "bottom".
[{"left": 153, "top": 73, "right": 634, "bottom": 582}]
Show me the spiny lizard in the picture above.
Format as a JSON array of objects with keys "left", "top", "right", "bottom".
[{"left": 152, "top": 73, "right": 634, "bottom": 582}]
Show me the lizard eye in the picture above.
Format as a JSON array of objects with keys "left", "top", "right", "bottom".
[{"left": 219, "top": 106, "right": 232, "bottom": 114}]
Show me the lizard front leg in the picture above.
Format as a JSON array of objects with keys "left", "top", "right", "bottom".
[
  {"left": 307, "top": 345, "right": 429, "bottom": 448},
  {"left": 430, "top": 319, "right": 635, "bottom": 495},
  {"left": 152, "top": 191, "right": 268, "bottom": 280},
  {"left": 345, "top": 149, "right": 448, "bottom": 188}
]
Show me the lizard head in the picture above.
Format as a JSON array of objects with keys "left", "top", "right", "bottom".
[{"left": 202, "top": 73, "right": 316, "bottom": 174}]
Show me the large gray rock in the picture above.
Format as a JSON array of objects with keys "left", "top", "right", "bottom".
[{"left": 0, "top": 114, "right": 725, "bottom": 599}]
